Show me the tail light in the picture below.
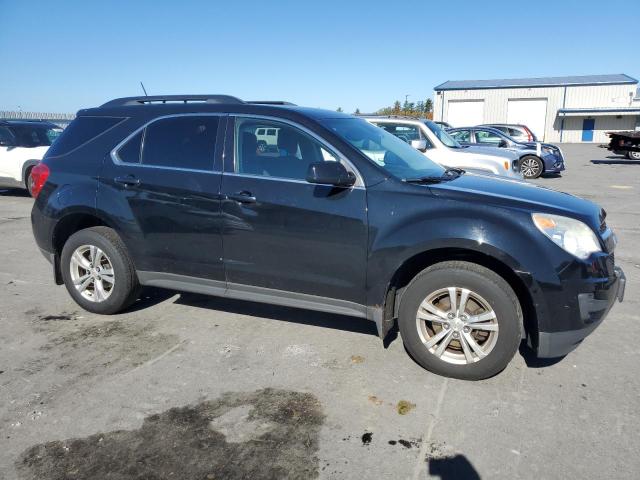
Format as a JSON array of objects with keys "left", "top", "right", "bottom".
[{"left": 30, "top": 163, "right": 50, "bottom": 198}]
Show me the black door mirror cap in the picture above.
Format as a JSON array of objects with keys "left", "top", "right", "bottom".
[{"left": 306, "top": 162, "right": 356, "bottom": 187}]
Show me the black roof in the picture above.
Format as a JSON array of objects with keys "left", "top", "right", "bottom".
[
  {"left": 0, "top": 119, "right": 60, "bottom": 128},
  {"left": 85, "top": 95, "right": 351, "bottom": 123}
]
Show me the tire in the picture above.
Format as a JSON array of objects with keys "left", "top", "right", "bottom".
[
  {"left": 257, "top": 141, "right": 267, "bottom": 153},
  {"left": 60, "top": 226, "right": 140, "bottom": 314},
  {"left": 519, "top": 155, "right": 543, "bottom": 179},
  {"left": 25, "top": 167, "right": 35, "bottom": 196},
  {"left": 627, "top": 151, "right": 640, "bottom": 160},
  {"left": 398, "top": 261, "right": 522, "bottom": 380}
]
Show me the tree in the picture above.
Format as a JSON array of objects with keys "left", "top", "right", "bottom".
[
  {"left": 425, "top": 98, "right": 433, "bottom": 113},
  {"left": 392, "top": 101, "right": 401, "bottom": 114},
  {"left": 416, "top": 101, "right": 425, "bottom": 116},
  {"left": 354, "top": 108, "right": 361, "bottom": 115},
  {"left": 336, "top": 107, "right": 343, "bottom": 112}
]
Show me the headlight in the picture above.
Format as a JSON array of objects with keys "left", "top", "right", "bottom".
[
  {"left": 532, "top": 213, "right": 601, "bottom": 259},
  {"left": 542, "top": 146, "right": 555, "bottom": 154}
]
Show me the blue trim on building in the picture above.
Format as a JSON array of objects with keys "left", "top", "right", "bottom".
[{"left": 434, "top": 74, "right": 638, "bottom": 91}]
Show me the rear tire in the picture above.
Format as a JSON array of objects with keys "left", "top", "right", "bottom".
[
  {"left": 398, "top": 261, "right": 522, "bottom": 380},
  {"left": 61, "top": 226, "right": 140, "bottom": 314},
  {"left": 520, "top": 155, "right": 543, "bottom": 179},
  {"left": 25, "top": 167, "right": 35, "bottom": 196},
  {"left": 627, "top": 151, "right": 640, "bottom": 160}
]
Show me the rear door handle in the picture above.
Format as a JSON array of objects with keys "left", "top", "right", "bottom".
[
  {"left": 227, "top": 191, "right": 257, "bottom": 204},
  {"left": 114, "top": 175, "right": 140, "bottom": 187}
]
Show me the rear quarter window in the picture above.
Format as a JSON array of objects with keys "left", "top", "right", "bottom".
[{"left": 45, "top": 116, "right": 124, "bottom": 157}]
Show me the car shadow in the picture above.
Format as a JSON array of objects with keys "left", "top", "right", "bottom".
[
  {"left": 428, "top": 454, "right": 481, "bottom": 480},
  {"left": 518, "top": 340, "right": 565, "bottom": 368},
  {"left": 0, "top": 188, "right": 30, "bottom": 197},
  {"left": 126, "top": 287, "right": 379, "bottom": 339},
  {"left": 591, "top": 159, "right": 640, "bottom": 166}
]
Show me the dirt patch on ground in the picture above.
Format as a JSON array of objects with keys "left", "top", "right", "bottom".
[{"left": 16, "top": 388, "right": 324, "bottom": 480}]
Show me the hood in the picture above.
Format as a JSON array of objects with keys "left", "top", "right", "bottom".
[
  {"left": 428, "top": 172, "right": 602, "bottom": 228},
  {"left": 461, "top": 145, "right": 518, "bottom": 160}
]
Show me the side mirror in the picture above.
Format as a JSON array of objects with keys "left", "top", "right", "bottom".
[
  {"left": 411, "top": 139, "right": 428, "bottom": 152},
  {"left": 306, "top": 162, "right": 356, "bottom": 187},
  {"left": 499, "top": 139, "right": 509, "bottom": 148}
]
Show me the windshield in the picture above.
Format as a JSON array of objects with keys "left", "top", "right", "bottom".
[
  {"left": 424, "top": 120, "right": 461, "bottom": 148},
  {"left": 9, "top": 124, "right": 63, "bottom": 147},
  {"left": 321, "top": 118, "right": 444, "bottom": 180}
]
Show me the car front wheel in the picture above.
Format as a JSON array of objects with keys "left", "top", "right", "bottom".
[
  {"left": 398, "top": 261, "right": 522, "bottom": 380},
  {"left": 627, "top": 151, "right": 640, "bottom": 160},
  {"left": 520, "top": 155, "right": 543, "bottom": 179},
  {"left": 61, "top": 226, "right": 140, "bottom": 314}
]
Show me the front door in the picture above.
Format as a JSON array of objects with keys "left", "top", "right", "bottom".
[
  {"left": 220, "top": 116, "right": 368, "bottom": 306},
  {"left": 582, "top": 118, "right": 595, "bottom": 142},
  {"left": 97, "top": 114, "right": 226, "bottom": 281}
]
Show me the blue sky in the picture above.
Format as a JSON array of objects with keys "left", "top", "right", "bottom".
[{"left": 1, "top": 0, "right": 637, "bottom": 114}]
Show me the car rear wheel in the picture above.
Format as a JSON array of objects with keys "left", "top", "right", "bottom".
[
  {"left": 25, "top": 167, "right": 35, "bottom": 196},
  {"left": 520, "top": 155, "right": 543, "bottom": 179},
  {"left": 627, "top": 151, "right": 640, "bottom": 160},
  {"left": 398, "top": 261, "right": 522, "bottom": 380},
  {"left": 61, "top": 226, "right": 140, "bottom": 314}
]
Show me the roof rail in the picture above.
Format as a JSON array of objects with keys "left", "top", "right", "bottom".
[
  {"left": 248, "top": 100, "right": 297, "bottom": 106},
  {"left": 101, "top": 95, "right": 245, "bottom": 107},
  {"left": 358, "top": 114, "right": 428, "bottom": 121}
]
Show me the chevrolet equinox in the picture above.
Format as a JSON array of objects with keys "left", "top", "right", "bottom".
[{"left": 30, "top": 95, "right": 625, "bottom": 380}]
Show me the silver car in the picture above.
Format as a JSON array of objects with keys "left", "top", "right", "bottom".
[
  {"left": 364, "top": 116, "right": 522, "bottom": 179},
  {"left": 481, "top": 123, "right": 538, "bottom": 143}
]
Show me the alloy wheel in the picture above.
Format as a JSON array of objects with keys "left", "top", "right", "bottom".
[
  {"left": 521, "top": 158, "right": 541, "bottom": 178},
  {"left": 415, "top": 287, "right": 499, "bottom": 365},
  {"left": 69, "top": 245, "right": 115, "bottom": 302}
]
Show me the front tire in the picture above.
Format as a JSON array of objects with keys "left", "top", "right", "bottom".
[
  {"left": 398, "top": 261, "right": 522, "bottom": 380},
  {"left": 627, "top": 151, "right": 640, "bottom": 160},
  {"left": 60, "top": 226, "right": 140, "bottom": 314},
  {"left": 520, "top": 155, "right": 543, "bottom": 179}
]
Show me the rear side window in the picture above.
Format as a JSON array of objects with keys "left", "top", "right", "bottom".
[
  {"left": 141, "top": 116, "right": 219, "bottom": 171},
  {"left": 116, "top": 131, "right": 143, "bottom": 163},
  {"left": 46, "top": 116, "right": 123, "bottom": 157}
]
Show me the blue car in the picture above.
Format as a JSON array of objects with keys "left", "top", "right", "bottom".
[{"left": 447, "top": 126, "right": 565, "bottom": 179}]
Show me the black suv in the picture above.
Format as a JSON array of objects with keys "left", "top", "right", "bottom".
[{"left": 30, "top": 95, "right": 625, "bottom": 380}]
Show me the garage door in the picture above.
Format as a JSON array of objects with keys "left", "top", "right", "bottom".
[
  {"left": 447, "top": 101, "right": 484, "bottom": 127},
  {"left": 507, "top": 99, "right": 547, "bottom": 140}
]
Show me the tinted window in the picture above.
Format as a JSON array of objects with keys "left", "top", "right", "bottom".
[
  {"left": 267, "top": 129, "right": 276, "bottom": 136},
  {"left": 142, "top": 116, "right": 219, "bottom": 170},
  {"left": 475, "top": 130, "right": 503, "bottom": 144},
  {"left": 236, "top": 118, "right": 337, "bottom": 180},
  {"left": 46, "top": 116, "right": 123, "bottom": 157},
  {"left": 0, "top": 126, "right": 14, "bottom": 144},
  {"left": 9, "top": 124, "right": 64, "bottom": 147},
  {"left": 117, "top": 131, "right": 143, "bottom": 163},
  {"left": 508, "top": 127, "right": 523, "bottom": 137},
  {"left": 379, "top": 124, "right": 421, "bottom": 143},
  {"left": 450, "top": 130, "right": 471, "bottom": 143}
]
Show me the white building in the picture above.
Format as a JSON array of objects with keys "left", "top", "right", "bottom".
[{"left": 433, "top": 74, "right": 640, "bottom": 143}]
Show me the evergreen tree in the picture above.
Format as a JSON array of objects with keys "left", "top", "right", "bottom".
[
  {"left": 354, "top": 108, "right": 361, "bottom": 115},
  {"left": 425, "top": 98, "right": 433, "bottom": 113},
  {"left": 392, "top": 101, "right": 401, "bottom": 114},
  {"left": 336, "top": 107, "right": 343, "bottom": 112}
]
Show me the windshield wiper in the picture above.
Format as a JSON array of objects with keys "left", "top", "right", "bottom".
[{"left": 404, "top": 167, "right": 465, "bottom": 184}]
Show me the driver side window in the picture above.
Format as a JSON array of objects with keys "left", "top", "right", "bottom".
[{"left": 235, "top": 118, "right": 338, "bottom": 181}]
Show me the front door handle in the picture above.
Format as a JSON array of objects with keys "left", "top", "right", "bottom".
[
  {"left": 114, "top": 175, "right": 140, "bottom": 187},
  {"left": 227, "top": 191, "right": 257, "bottom": 204}
]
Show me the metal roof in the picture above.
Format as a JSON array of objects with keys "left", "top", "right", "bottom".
[
  {"left": 558, "top": 107, "right": 640, "bottom": 117},
  {"left": 434, "top": 74, "right": 638, "bottom": 91}
]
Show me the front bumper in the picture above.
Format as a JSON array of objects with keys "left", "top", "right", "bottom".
[
  {"left": 542, "top": 152, "right": 565, "bottom": 173},
  {"left": 537, "top": 266, "right": 625, "bottom": 358}
]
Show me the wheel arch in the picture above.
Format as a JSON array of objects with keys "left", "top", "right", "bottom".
[
  {"left": 382, "top": 247, "right": 538, "bottom": 346},
  {"left": 21, "top": 160, "right": 40, "bottom": 184},
  {"left": 51, "top": 212, "right": 114, "bottom": 284}
]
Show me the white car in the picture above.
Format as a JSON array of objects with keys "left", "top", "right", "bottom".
[
  {"left": 364, "top": 117, "right": 522, "bottom": 179},
  {"left": 0, "top": 120, "right": 62, "bottom": 194}
]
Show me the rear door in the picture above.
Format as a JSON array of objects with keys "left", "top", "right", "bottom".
[
  {"left": 98, "top": 114, "right": 226, "bottom": 282},
  {"left": 220, "top": 116, "right": 368, "bottom": 307}
]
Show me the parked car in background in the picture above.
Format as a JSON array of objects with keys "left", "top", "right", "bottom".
[
  {"left": 434, "top": 121, "right": 452, "bottom": 129},
  {"left": 448, "top": 126, "right": 565, "bottom": 179},
  {"left": 30, "top": 94, "right": 624, "bottom": 380},
  {"left": 481, "top": 123, "right": 537, "bottom": 143},
  {"left": 0, "top": 120, "right": 63, "bottom": 194},
  {"left": 364, "top": 116, "right": 522, "bottom": 179}
]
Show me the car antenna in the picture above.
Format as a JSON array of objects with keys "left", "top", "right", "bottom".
[{"left": 140, "top": 81, "right": 149, "bottom": 97}]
